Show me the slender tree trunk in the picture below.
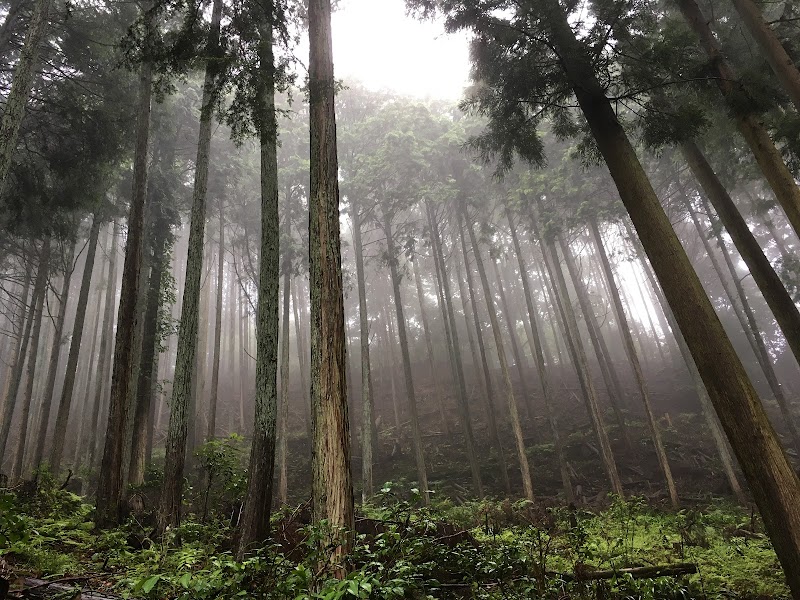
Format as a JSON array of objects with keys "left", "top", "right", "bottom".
[
  {"left": 675, "top": 0, "right": 800, "bottom": 240},
  {"left": 85, "top": 223, "right": 119, "bottom": 477},
  {"left": 291, "top": 280, "right": 311, "bottom": 441},
  {"left": 383, "top": 303, "right": 402, "bottom": 442},
  {"left": 207, "top": 206, "right": 225, "bottom": 441},
  {"left": 308, "top": 0, "right": 354, "bottom": 569},
  {"left": 277, "top": 196, "right": 292, "bottom": 506},
  {"left": 155, "top": 0, "right": 222, "bottom": 534},
  {"left": 32, "top": 244, "right": 76, "bottom": 472},
  {"left": 237, "top": 10, "right": 281, "bottom": 556},
  {"left": 10, "top": 240, "right": 49, "bottom": 482},
  {"left": 558, "top": 235, "right": 632, "bottom": 449},
  {"left": 96, "top": 52, "right": 153, "bottom": 527},
  {"left": 507, "top": 207, "right": 572, "bottom": 503},
  {"left": 239, "top": 284, "right": 247, "bottom": 433},
  {"left": 0, "top": 0, "right": 53, "bottom": 193},
  {"left": 381, "top": 206, "right": 429, "bottom": 502},
  {"left": 50, "top": 215, "right": 101, "bottom": 473},
  {"left": 464, "top": 210, "right": 534, "bottom": 500},
  {"left": 0, "top": 254, "right": 33, "bottom": 463},
  {"left": 589, "top": 218, "right": 679, "bottom": 507},
  {"left": 541, "top": 0, "right": 800, "bottom": 587},
  {"left": 351, "top": 196, "right": 375, "bottom": 501}
]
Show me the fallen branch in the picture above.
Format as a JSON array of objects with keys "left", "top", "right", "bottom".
[
  {"left": 10, "top": 577, "right": 134, "bottom": 600},
  {"left": 558, "top": 563, "right": 698, "bottom": 581}
]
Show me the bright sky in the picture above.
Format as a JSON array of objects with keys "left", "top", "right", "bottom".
[{"left": 330, "top": 0, "right": 471, "bottom": 100}]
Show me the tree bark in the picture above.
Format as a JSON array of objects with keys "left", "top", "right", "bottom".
[
  {"left": 351, "top": 195, "right": 375, "bottom": 501},
  {"left": 155, "top": 0, "right": 221, "bottom": 534},
  {"left": 541, "top": 0, "right": 800, "bottom": 588},
  {"left": 308, "top": 0, "right": 354, "bottom": 569},
  {"left": 277, "top": 193, "right": 292, "bottom": 506},
  {"left": 0, "top": 0, "right": 52, "bottom": 193},
  {"left": 207, "top": 205, "right": 225, "bottom": 441},
  {"left": 49, "top": 214, "right": 101, "bottom": 474}
]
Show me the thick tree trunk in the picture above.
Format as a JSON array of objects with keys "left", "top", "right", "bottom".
[
  {"left": 351, "top": 196, "right": 375, "bottom": 501},
  {"left": 308, "top": 0, "right": 354, "bottom": 568},
  {"left": 542, "top": 0, "right": 800, "bottom": 589},
  {"left": 128, "top": 212, "right": 170, "bottom": 486},
  {"left": 0, "top": 0, "right": 52, "bottom": 193},
  {"left": 49, "top": 214, "right": 101, "bottom": 474},
  {"left": 31, "top": 244, "right": 76, "bottom": 472},
  {"left": 0, "top": 254, "right": 33, "bottom": 464},
  {"left": 96, "top": 54, "right": 153, "bottom": 527},
  {"left": 507, "top": 207, "right": 572, "bottom": 503},
  {"left": 381, "top": 206, "right": 429, "bottom": 503},
  {"left": 464, "top": 210, "right": 534, "bottom": 500},
  {"left": 155, "top": 0, "right": 221, "bottom": 534},
  {"left": 207, "top": 206, "right": 225, "bottom": 441},
  {"left": 676, "top": 0, "right": 800, "bottom": 240},
  {"left": 588, "top": 218, "right": 679, "bottom": 507},
  {"left": 10, "top": 240, "right": 49, "bottom": 483}
]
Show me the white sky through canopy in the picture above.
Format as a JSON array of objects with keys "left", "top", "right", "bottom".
[{"left": 330, "top": 0, "right": 471, "bottom": 100}]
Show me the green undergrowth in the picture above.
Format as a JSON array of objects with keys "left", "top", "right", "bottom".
[{"left": 0, "top": 481, "right": 788, "bottom": 599}]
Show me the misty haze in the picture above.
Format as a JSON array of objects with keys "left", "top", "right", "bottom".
[{"left": 0, "top": 0, "right": 800, "bottom": 598}]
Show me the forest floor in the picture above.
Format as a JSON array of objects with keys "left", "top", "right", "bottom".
[{"left": 0, "top": 401, "right": 791, "bottom": 600}]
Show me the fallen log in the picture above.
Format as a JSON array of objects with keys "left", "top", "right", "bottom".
[
  {"left": 558, "top": 563, "right": 698, "bottom": 581},
  {"left": 8, "top": 577, "right": 135, "bottom": 600}
]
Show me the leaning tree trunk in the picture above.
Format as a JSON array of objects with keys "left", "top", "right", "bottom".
[
  {"left": 207, "top": 205, "right": 225, "bottom": 441},
  {"left": 308, "top": 0, "right": 354, "bottom": 571},
  {"left": 464, "top": 209, "right": 534, "bottom": 500},
  {"left": 96, "top": 52, "right": 153, "bottom": 528},
  {"left": 155, "top": 0, "right": 222, "bottom": 534},
  {"left": 675, "top": 0, "right": 800, "bottom": 240},
  {"left": 541, "top": 0, "right": 800, "bottom": 588},
  {"left": 10, "top": 240, "right": 49, "bottom": 483},
  {"left": 381, "top": 205, "right": 430, "bottom": 503},
  {"left": 588, "top": 217, "right": 679, "bottom": 507},
  {"left": 31, "top": 244, "right": 76, "bottom": 472},
  {"left": 0, "top": 255, "right": 33, "bottom": 464},
  {"left": 533, "top": 217, "right": 624, "bottom": 498},
  {"left": 49, "top": 214, "right": 101, "bottom": 474},
  {"left": 681, "top": 141, "right": 800, "bottom": 376},
  {"left": 0, "top": 0, "right": 53, "bottom": 193},
  {"left": 506, "top": 206, "right": 572, "bottom": 503},
  {"left": 236, "top": 12, "right": 281, "bottom": 557},
  {"left": 351, "top": 195, "right": 375, "bottom": 501}
]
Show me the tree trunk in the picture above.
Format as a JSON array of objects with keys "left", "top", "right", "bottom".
[
  {"left": 31, "top": 243, "right": 76, "bottom": 472},
  {"left": 541, "top": 0, "right": 800, "bottom": 588},
  {"left": 557, "top": 235, "right": 632, "bottom": 449},
  {"left": 588, "top": 217, "right": 679, "bottom": 507},
  {"left": 236, "top": 11, "right": 281, "bottom": 556},
  {"left": 155, "top": 0, "right": 221, "bottom": 534},
  {"left": 207, "top": 205, "right": 225, "bottom": 441},
  {"left": 308, "top": 0, "right": 354, "bottom": 569},
  {"left": 291, "top": 279, "right": 311, "bottom": 441},
  {"left": 381, "top": 205, "right": 429, "bottom": 503},
  {"left": 0, "top": 253, "right": 33, "bottom": 464},
  {"left": 0, "top": 0, "right": 52, "bottom": 193},
  {"left": 464, "top": 209, "right": 534, "bottom": 500},
  {"left": 10, "top": 240, "right": 49, "bottom": 483},
  {"left": 49, "top": 214, "right": 102, "bottom": 474},
  {"left": 681, "top": 141, "right": 800, "bottom": 377},
  {"left": 277, "top": 194, "right": 292, "bottom": 506},
  {"left": 96, "top": 53, "right": 153, "bottom": 527},
  {"left": 507, "top": 207, "right": 572, "bottom": 503},
  {"left": 351, "top": 195, "right": 375, "bottom": 501},
  {"left": 676, "top": 0, "right": 800, "bottom": 240}
]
